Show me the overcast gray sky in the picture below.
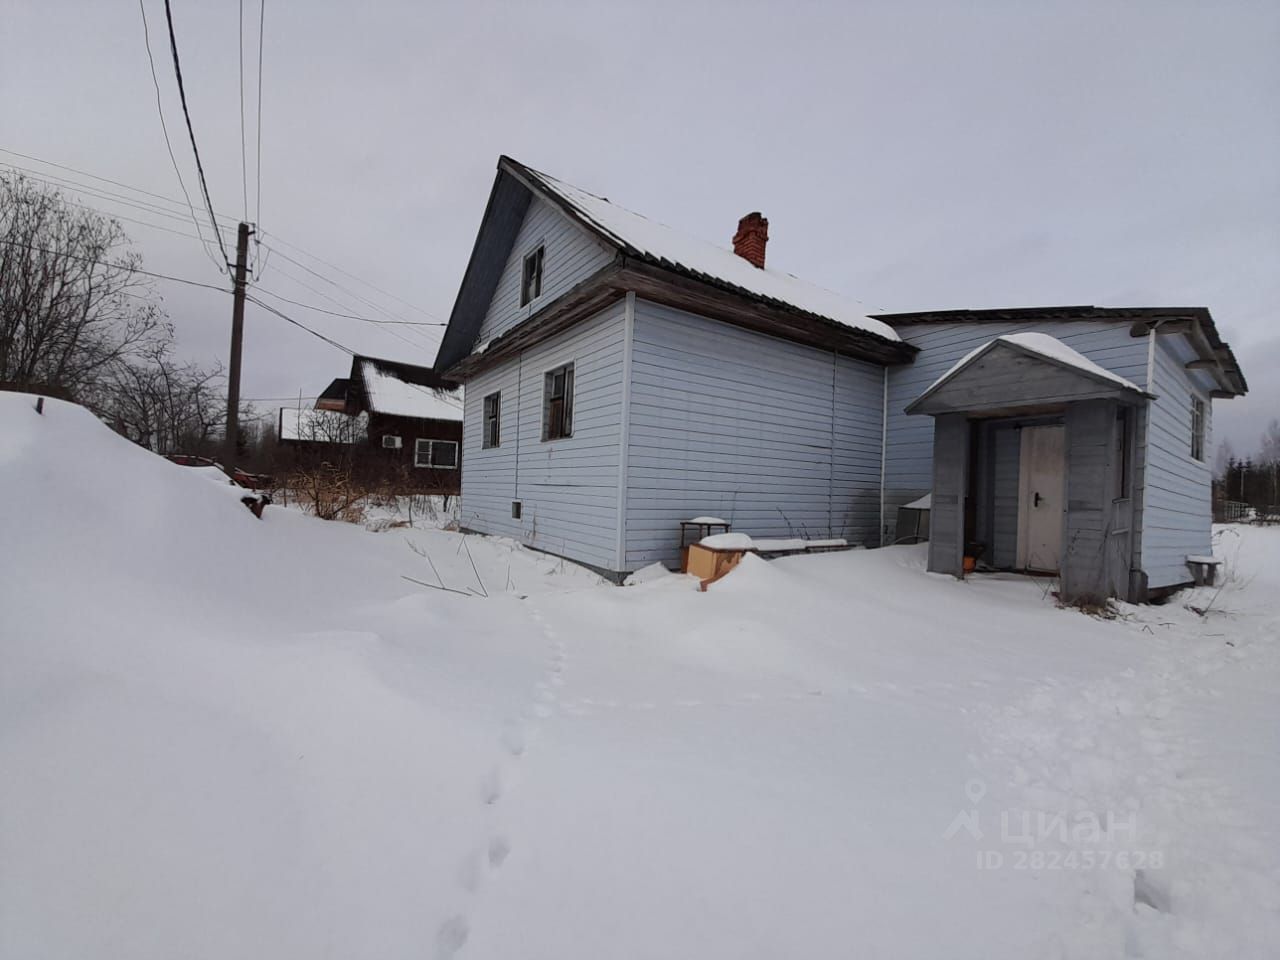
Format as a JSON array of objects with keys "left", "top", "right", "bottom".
[{"left": 4, "top": 1, "right": 1277, "bottom": 451}]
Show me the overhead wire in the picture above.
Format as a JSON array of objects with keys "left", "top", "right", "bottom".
[
  {"left": 259, "top": 242, "right": 429, "bottom": 325},
  {"left": 253, "top": 0, "right": 266, "bottom": 275},
  {"left": 2, "top": 148, "right": 445, "bottom": 360},
  {"left": 0, "top": 146, "right": 238, "bottom": 229},
  {"left": 251, "top": 285, "right": 445, "bottom": 326},
  {"left": 2, "top": 162, "right": 235, "bottom": 241},
  {"left": 238, "top": 0, "right": 249, "bottom": 221},
  {"left": 136, "top": 0, "right": 228, "bottom": 273},
  {"left": 246, "top": 295, "right": 355, "bottom": 355},
  {"left": 161, "top": 0, "right": 232, "bottom": 268},
  {"left": 0, "top": 237, "right": 230, "bottom": 292},
  {"left": 258, "top": 257, "right": 441, "bottom": 355},
  {"left": 259, "top": 229, "right": 443, "bottom": 321}
]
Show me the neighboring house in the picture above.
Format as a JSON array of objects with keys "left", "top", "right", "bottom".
[
  {"left": 346, "top": 356, "right": 464, "bottom": 492},
  {"left": 278, "top": 355, "right": 464, "bottom": 493},
  {"left": 433, "top": 156, "right": 1246, "bottom": 600},
  {"left": 278, "top": 406, "right": 368, "bottom": 448},
  {"left": 314, "top": 378, "right": 350, "bottom": 412}
]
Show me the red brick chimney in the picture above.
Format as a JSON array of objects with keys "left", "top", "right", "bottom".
[{"left": 732, "top": 212, "right": 769, "bottom": 268}]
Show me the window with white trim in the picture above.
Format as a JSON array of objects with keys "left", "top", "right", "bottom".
[
  {"left": 414, "top": 438, "right": 459, "bottom": 469},
  {"left": 520, "top": 245, "right": 544, "bottom": 306},
  {"left": 1190, "top": 396, "right": 1206, "bottom": 462},
  {"left": 542, "top": 363, "right": 574, "bottom": 441},
  {"left": 483, "top": 392, "right": 501, "bottom": 449}
]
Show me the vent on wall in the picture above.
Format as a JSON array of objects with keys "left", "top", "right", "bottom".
[{"left": 511, "top": 500, "right": 522, "bottom": 519}]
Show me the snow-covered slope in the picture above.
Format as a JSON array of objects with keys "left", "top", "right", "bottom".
[{"left": 3, "top": 392, "right": 1278, "bottom": 959}]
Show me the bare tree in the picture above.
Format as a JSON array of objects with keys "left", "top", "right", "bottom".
[
  {"left": 1260, "top": 419, "right": 1280, "bottom": 464},
  {"left": 90, "top": 344, "right": 228, "bottom": 455},
  {"left": 0, "top": 172, "right": 169, "bottom": 395}
]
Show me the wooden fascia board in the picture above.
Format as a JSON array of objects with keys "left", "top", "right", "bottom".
[
  {"left": 443, "top": 257, "right": 915, "bottom": 378},
  {"left": 615, "top": 259, "right": 915, "bottom": 365},
  {"left": 441, "top": 263, "right": 629, "bottom": 378},
  {"left": 435, "top": 170, "right": 533, "bottom": 372}
]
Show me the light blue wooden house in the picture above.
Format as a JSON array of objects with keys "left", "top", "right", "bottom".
[{"left": 434, "top": 156, "right": 1247, "bottom": 601}]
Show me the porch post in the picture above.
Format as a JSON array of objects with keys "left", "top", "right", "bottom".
[
  {"left": 1061, "top": 399, "right": 1119, "bottom": 603},
  {"left": 928, "top": 413, "right": 969, "bottom": 577}
]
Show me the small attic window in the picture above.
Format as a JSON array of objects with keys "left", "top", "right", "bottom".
[{"left": 520, "top": 245, "right": 544, "bottom": 307}]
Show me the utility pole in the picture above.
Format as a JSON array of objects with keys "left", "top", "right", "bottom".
[{"left": 223, "top": 221, "right": 252, "bottom": 479}]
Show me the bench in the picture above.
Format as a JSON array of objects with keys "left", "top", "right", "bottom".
[{"left": 1185, "top": 555, "right": 1222, "bottom": 587}]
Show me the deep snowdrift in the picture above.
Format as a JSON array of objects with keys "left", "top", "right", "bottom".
[{"left": 2, "top": 392, "right": 1278, "bottom": 959}]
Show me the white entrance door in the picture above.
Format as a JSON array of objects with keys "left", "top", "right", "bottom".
[{"left": 1016, "top": 425, "right": 1065, "bottom": 573}]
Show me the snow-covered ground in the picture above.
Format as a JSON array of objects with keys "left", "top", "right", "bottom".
[{"left": 2, "top": 392, "right": 1278, "bottom": 959}]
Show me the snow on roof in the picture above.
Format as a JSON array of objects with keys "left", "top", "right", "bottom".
[
  {"left": 700, "top": 532, "right": 755, "bottom": 550},
  {"left": 903, "top": 493, "right": 932, "bottom": 511},
  {"left": 278, "top": 407, "right": 365, "bottom": 442},
  {"left": 516, "top": 164, "right": 900, "bottom": 344},
  {"left": 926, "top": 332, "right": 1144, "bottom": 397},
  {"left": 359, "top": 360, "right": 462, "bottom": 421}
]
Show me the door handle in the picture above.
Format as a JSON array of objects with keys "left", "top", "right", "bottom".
[{"left": 1034, "top": 492, "right": 1043, "bottom": 507}]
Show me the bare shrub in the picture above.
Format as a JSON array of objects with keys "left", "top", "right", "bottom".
[{"left": 290, "top": 461, "right": 368, "bottom": 523}]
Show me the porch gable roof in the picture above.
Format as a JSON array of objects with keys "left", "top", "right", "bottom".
[{"left": 906, "top": 333, "right": 1151, "bottom": 417}]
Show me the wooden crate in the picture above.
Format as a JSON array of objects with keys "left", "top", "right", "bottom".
[{"left": 685, "top": 543, "right": 750, "bottom": 588}]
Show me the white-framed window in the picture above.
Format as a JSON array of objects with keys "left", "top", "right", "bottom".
[
  {"left": 1190, "top": 395, "right": 1206, "bottom": 462},
  {"left": 382, "top": 435, "right": 402, "bottom": 449},
  {"left": 542, "top": 362, "right": 574, "bottom": 441},
  {"left": 520, "top": 245, "right": 544, "bottom": 307},
  {"left": 414, "top": 438, "right": 459, "bottom": 469},
  {"left": 483, "top": 392, "right": 501, "bottom": 449}
]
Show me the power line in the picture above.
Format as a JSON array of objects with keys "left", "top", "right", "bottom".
[
  {"left": 246, "top": 295, "right": 355, "bottom": 355},
  {"left": 251, "top": 284, "right": 446, "bottom": 326},
  {"left": 257, "top": 257, "right": 440, "bottom": 355},
  {"left": 259, "top": 229, "right": 443, "bottom": 322},
  {"left": 260, "top": 243, "right": 424, "bottom": 324},
  {"left": 238, "top": 0, "right": 249, "bottom": 221},
  {"left": 0, "top": 237, "right": 230, "bottom": 292},
  {"left": 0, "top": 146, "right": 238, "bottom": 228},
  {"left": 58, "top": 196, "right": 214, "bottom": 244},
  {"left": 2, "top": 162, "right": 234, "bottom": 241},
  {"left": 256, "top": 242, "right": 446, "bottom": 356},
  {"left": 136, "top": 0, "right": 228, "bottom": 273},
  {"left": 161, "top": 0, "right": 232, "bottom": 268},
  {"left": 254, "top": 0, "right": 266, "bottom": 232}
]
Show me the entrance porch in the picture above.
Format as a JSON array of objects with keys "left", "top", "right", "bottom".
[{"left": 906, "top": 334, "right": 1151, "bottom": 604}]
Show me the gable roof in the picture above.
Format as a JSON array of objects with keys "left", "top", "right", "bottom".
[
  {"left": 505, "top": 158, "right": 899, "bottom": 343},
  {"left": 906, "top": 333, "right": 1150, "bottom": 416},
  {"left": 435, "top": 156, "right": 908, "bottom": 373},
  {"left": 348, "top": 356, "right": 462, "bottom": 422},
  {"left": 315, "top": 377, "right": 350, "bottom": 410},
  {"left": 874, "top": 305, "right": 1246, "bottom": 397}
]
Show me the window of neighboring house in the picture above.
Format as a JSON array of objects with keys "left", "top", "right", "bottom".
[
  {"left": 542, "top": 363, "right": 574, "bottom": 441},
  {"left": 414, "top": 438, "right": 459, "bottom": 469},
  {"left": 483, "top": 392, "right": 501, "bottom": 449},
  {"left": 520, "top": 245, "right": 544, "bottom": 307},
  {"left": 382, "top": 435, "right": 401, "bottom": 449},
  {"left": 1190, "top": 396, "right": 1206, "bottom": 462}
]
